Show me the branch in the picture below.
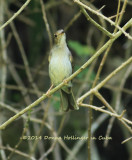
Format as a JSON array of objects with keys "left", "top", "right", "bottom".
[
  {"left": 74, "top": 0, "right": 132, "bottom": 40},
  {"left": 0, "top": 102, "right": 53, "bottom": 131},
  {"left": 79, "top": 6, "right": 113, "bottom": 38},
  {"left": 80, "top": 104, "right": 132, "bottom": 125},
  {"left": 121, "top": 137, "right": 132, "bottom": 144},
  {"left": 40, "top": 0, "right": 53, "bottom": 49},
  {"left": 0, "top": 0, "right": 31, "bottom": 31},
  {"left": 0, "top": 18, "right": 131, "bottom": 130},
  {"left": 77, "top": 57, "right": 132, "bottom": 103},
  {"left": 64, "top": 11, "right": 81, "bottom": 31},
  {"left": 0, "top": 145, "right": 36, "bottom": 160}
]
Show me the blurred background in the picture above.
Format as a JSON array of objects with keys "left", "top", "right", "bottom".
[{"left": 0, "top": 0, "right": 132, "bottom": 160}]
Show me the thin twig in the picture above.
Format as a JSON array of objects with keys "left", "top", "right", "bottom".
[
  {"left": 9, "top": 20, "right": 41, "bottom": 97},
  {"left": 0, "top": 18, "right": 132, "bottom": 130},
  {"left": 0, "top": 84, "right": 43, "bottom": 95},
  {"left": 0, "top": 145, "right": 36, "bottom": 160},
  {"left": 0, "top": 1, "right": 8, "bottom": 159},
  {"left": 0, "top": 0, "right": 31, "bottom": 31},
  {"left": 0, "top": 101, "right": 53, "bottom": 132},
  {"left": 94, "top": 92, "right": 132, "bottom": 132},
  {"left": 80, "top": 103, "right": 131, "bottom": 125},
  {"left": 74, "top": 0, "right": 132, "bottom": 40},
  {"left": 66, "top": 114, "right": 109, "bottom": 160},
  {"left": 109, "top": 11, "right": 125, "bottom": 20},
  {"left": 30, "top": 100, "right": 50, "bottom": 155},
  {"left": 64, "top": 11, "right": 82, "bottom": 31},
  {"left": 104, "top": 63, "right": 132, "bottom": 147},
  {"left": 77, "top": 57, "right": 132, "bottom": 103},
  {"left": 79, "top": 6, "right": 113, "bottom": 38},
  {"left": 121, "top": 137, "right": 132, "bottom": 144},
  {"left": 40, "top": 0, "right": 53, "bottom": 49}
]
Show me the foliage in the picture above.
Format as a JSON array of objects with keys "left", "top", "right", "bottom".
[{"left": 68, "top": 40, "right": 95, "bottom": 56}]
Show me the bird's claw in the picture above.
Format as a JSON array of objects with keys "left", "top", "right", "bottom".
[
  {"left": 46, "top": 90, "right": 51, "bottom": 97},
  {"left": 46, "top": 84, "right": 53, "bottom": 97},
  {"left": 63, "top": 79, "right": 68, "bottom": 85}
]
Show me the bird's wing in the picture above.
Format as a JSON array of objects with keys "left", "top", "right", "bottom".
[
  {"left": 69, "top": 51, "right": 73, "bottom": 63},
  {"left": 48, "top": 54, "right": 51, "bottom": 62},
  {"left": 48, "top": 50, "right": 52, "bottom": 62}
]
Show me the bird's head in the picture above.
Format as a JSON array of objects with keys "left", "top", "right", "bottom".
[{"left": 54, "top": 29, "right": 66, "bottom": 45}]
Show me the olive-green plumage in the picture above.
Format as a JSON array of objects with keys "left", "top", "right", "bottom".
[{"left": 49, "top": 29, "right": 79, "bottom": 111}]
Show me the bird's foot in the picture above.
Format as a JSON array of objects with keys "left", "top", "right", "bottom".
[
  {"left": 63, "top": 79, "right": 68, "bottom": 85},
  {"left": 46, "top": 84, "right": 53, "bottom": 97}
]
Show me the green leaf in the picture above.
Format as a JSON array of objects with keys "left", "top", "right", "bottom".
[
  {"left": 68, "top": 40, "right": 95, "bottom": 56},
  {"left": 74, "top": 65, "right": 96, "bottom": 81}
]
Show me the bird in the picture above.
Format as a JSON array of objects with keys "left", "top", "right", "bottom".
[{"left": 48, "top": 29, "right": 79, "bottom": 112}]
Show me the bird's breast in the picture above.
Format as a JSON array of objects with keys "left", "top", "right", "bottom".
[{"left": 49, "top": 55, "right": 72, "bottom": 86}]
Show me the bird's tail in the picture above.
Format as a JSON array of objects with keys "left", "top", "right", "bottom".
[{"left": 60, "top": 88, "right": 79, "bottom": 112}]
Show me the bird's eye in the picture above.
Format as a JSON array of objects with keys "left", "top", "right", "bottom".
[{"left": 54, "top": 34, "right": 57, "bottom": 38}]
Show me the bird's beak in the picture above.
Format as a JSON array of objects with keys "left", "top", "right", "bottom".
[{"left": 59, "top": 31, "right": 65, "bottom": 36}]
